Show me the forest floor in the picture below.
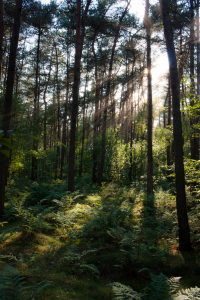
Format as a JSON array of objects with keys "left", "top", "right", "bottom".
[{"left": 0, "top": 178, "right": 200, "bottom": 299}]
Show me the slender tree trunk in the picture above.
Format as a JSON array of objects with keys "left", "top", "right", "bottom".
[
  {"left": 15, "top": 32, "right": 26, "bottom": 95},
  {"left": 43, "top": 53, "right": 52, "bottom": 180},
  {"left": 195, "top": 0, "right": 200, "bottom": 159},
  {"left": 190, "top": 0, "right": 197, "bottom": 159},
  {"left": 160, "top": 0, "right": 191, "bottom": 251},
  {"left": 0, "top": 0, "right": 3, "bottom": 83},
  {"left": 68, "top": 0, "right": 91, "bottom": 192},
  {"left": 31, "top": 26, "right": 41, "bottom": 181},
  {"left": 79, "top": 54, "right": 88, "bottom": 177},
  {"left": 92, "top": 34, "right": 100, "bottom": 183},
  {"left": 55, "top": 46, "right": 61, "bottom": 179},
  {"left": 144, "top": 0, "right": 153, "bottom": 195},
  {"left": 197, "top": 0, "right": 200, "bottom": 98},
  {"left": 43, "top": 55, "right": 52, "bottom": 151},
  {"left": 60, "top": 43, "right": 70, "bottom": 179},
  {"left": 167, "top": 77, "right": 172, "bottom": 167},
  {"left": 98, "top": 0, "right": 130, "bottom": 185},
  {"left": 129, "top": 96, "right": 133, "bottom": 182},
  {"left": 0, "top": 0, "right": 22, "bottom": 218}
]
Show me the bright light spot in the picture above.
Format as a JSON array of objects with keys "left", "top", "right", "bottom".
[{"left": 152, "top": 54, "right": 169, "bottom": 79}]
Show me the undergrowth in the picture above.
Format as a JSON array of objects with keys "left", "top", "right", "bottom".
[{"left": 1, "top": 180, "right": 200, "bottom": 299}]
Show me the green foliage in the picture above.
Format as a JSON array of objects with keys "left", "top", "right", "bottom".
[
  {"left": 184, "top": 158, "right": 200, "bottom": 197},
  {"left": 25, "top": 180, "right": 69, "bottom": 206},
  {"left": 110, "top": 273, "right": 180, "bottom": 300},
  {"left": 143, "top": 273, "right": 181, "bottom": 300},
  {"left": 110, "top": 142, "right": 130, "bottom": 184},
  {"left": 64, "top": 249, "right": 99, "bottom": 276},
  {"left": 81, "top": 204, "right": 132, "bottom": 236},
  {"left": 5, "top": 195, "right": 54, "bottom": 233},
  {"left": 0, "top": 265, "right": 52, "bottom": 300},
  {"left": 110, "top": 282, "right": 144, "bottom": 300}
]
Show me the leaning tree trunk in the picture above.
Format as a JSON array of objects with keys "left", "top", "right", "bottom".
[
  {"left": 160, "top": 0, "right": 191, "bottom": 251},
  {"left": 0, "top": 0, "right": 22, "bottom": 218}
]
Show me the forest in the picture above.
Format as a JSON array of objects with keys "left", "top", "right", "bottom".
[{"left": 0, "top": 0, "right": 200, "bottom": 298}]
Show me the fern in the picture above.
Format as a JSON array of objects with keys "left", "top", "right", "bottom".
[
  {"left": 110, "top": 282, "right": 144, "bottom": 300},
  {"left": 0, "top": 265, "right": 52, "bottom": 300},
  {"left": 143, "top": 273, "right": 180, "bottom": 300},
  {"left": 64, "top": 249, "right": 99, "bottom": 275},
  {"left": 174, "top": 287, "right": 200, "bottom": 299},
  {"left": 110, "top": 273, "right": 180, "bottom": 300},
  {"left": 0, "top": 265, "right": 26, "bottom": 300},
  {"left": 81, "top": 205, "right": 131, "bottom": 236}
]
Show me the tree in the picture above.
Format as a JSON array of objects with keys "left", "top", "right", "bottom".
[
  {"left": 68, "top": 0, "right": 92, "bottom": 192},
  {"left": 0, "top": 0, "right": 3, "bottom": 82},
  {"left": 0, "top": 0, "right": 23, "bottom": 218},
  {"left": 144, "top": 0, "right": 153, "bottom": 196},
  {"left": 159, "top": 0, "right": 191, "bottom": 251},
  {"left": 98, "top": 0, "right": 130, "bottom": 185}
]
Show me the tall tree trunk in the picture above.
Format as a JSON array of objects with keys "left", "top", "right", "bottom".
[
  {"left": 60, "top": 42, "right": 70, "bottom": 179},
  {"left": 197, "top": 0, "right": 200, "bottom": 98},
  {"left": 0, "top": 0, "right": 22, "bottom": 218},
  {"left": 190, "top": 0, "right": 197, "bottom": 159},
  {"left": 92, "top": 35, "right": 100, "bottom": 183},
  {"left": 98, "top": 0, "right": 130, "bottom": 185},
  {"left": 0, "top": 0, "right": 3, "bottom": 82},
  {"left": 144, "top": 0, "right": 153, "bottom": 195},
  {"left": 167, "top": 76, "right": 172, "bottom": 167},
  {"left": 55, "top": 46, "right": 61, "bottom": 179},
  {"left": 79, "top": 54, "right": 88, "bottom": 177},
  {"left": 195, "top": 0, "right": 200, "bottom": 159},
  {"left": 68, "top": 0, "right": 91, "bottom": 192},
  {"left": 31, "top": 26, "right": 41, "bottom": 181},
  {"left": 43, "top": 54, "right": 52, "bottom": 151},
  {"left": 43, "top": 53, "right": 52, "bottom": 180},
  {"left": 160, "top": 0, "right": 191, "bottom": 251}
]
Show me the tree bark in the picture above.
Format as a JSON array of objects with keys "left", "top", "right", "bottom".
[
  {"left": 190, "top": 0, "right": 197, "bottom": 160},
  {"left": 55, "top": 46, "right": 61, "bottom": 179},
  {"left": 79, "top": 53, "right": 88, "bottom": 177},
  {"left": 160, "top": 0, "right": 191, "bottom": 251},
  {"left": 31, "top": 26, "right": 41, "bottom": 181},
  {"left": 0, "top": 0, "right": 22, "bottom": 218},
  {"left": 98, "top": 0, "right": 130, "bottom": 185},
  {"left": 144, "top": 0, "right": 153, "bottom": 195},
  {"left": 60, "top": 41, "right": 70, "bottom": 179},
  {"left": 0, "top": 0, "right": 3, "bottom": 82},
  {"left": 92, "top": 33, "right": 100, "bottom": 183},
  {"left": 195, "top": 0, "right": 200, "bottom": 159},
  {"left": 68, "top": 0, "right": 91, "bottom": 192}
]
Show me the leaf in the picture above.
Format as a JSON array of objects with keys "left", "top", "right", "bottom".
[
  {"left": 1, "top": 142, "right": 14, "bottom": 150},
  {"left": 0, "top": 150, "right": 10, "bottom": 157}
]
